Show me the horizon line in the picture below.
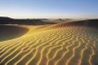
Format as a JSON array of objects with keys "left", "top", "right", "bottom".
[{"left": 0, "top": 16, "right": 98, "bottom": 20}]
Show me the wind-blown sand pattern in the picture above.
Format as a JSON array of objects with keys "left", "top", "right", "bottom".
[{"left": 0, "top": 21, "right": 98, "bottom": 65}]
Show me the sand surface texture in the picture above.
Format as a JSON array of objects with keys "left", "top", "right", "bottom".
[{"left": 0, "top": 21, "right": 98, "bottom": 65}]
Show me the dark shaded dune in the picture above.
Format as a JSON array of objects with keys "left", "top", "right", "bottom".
[
  {"left": 0, "top": 25, "right": 28, "bottom": 41},
  {"left": 65, "top": 19, "right": 98, "bottom": 27},
  {"left": 54, "top": 19, "right": 98, "bottom": 28}
]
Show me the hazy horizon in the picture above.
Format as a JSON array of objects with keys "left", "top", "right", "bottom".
[{"left": 0, "top": 0, "right": 98, "bottom": 19}]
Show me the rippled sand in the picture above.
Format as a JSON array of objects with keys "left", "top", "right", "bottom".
[{"left": 0, "top": 23, "right": 98, "bottom": 65}]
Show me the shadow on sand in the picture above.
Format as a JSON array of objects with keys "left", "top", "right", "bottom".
[{"left": 0, "top": 25, "right": 28, "bottom": 41}]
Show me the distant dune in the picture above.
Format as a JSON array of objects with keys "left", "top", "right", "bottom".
[
  {"left": 0, "top": 17, "right": 56, "bottom": 25},
  {"left": 52, "top": 19, "right": 98, "bottom": 28},
  {"left": 0, "top": 18, "right": 98, "bottom": 65}
]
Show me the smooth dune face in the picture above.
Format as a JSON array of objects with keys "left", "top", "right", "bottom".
[
  {"left": 0, "top": 23, "right": 98, "bottom": 65},
  {"left": 0, "top": 25, "right": 28, "bottom": 41}
]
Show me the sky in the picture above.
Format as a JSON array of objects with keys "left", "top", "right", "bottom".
[{"left": 0, "top": 0, "right": 98, "bottom": 19}]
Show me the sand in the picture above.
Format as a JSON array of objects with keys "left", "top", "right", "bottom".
[{"left": 0, "top": 21, "right": 98, "bottom": 65}]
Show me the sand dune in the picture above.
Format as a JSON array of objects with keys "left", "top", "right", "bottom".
[{"left": 0, "top": 19, "right": 98, "bottom": 65}]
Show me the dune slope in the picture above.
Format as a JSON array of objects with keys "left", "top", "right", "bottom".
[
  {"left": 0, "top": 21, "right": 98, "bottom": 65},
  {"left": 0, "top": 25, "right": 28, "bottom": 41}
]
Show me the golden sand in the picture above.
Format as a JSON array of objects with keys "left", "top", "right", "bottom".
[{"left": 0, "top": 24, "right": 98, "bottom": 65}]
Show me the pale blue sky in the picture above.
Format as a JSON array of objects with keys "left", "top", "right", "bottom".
[{"left": 0, "top": 0, "right": 98, "bottom": 18}]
